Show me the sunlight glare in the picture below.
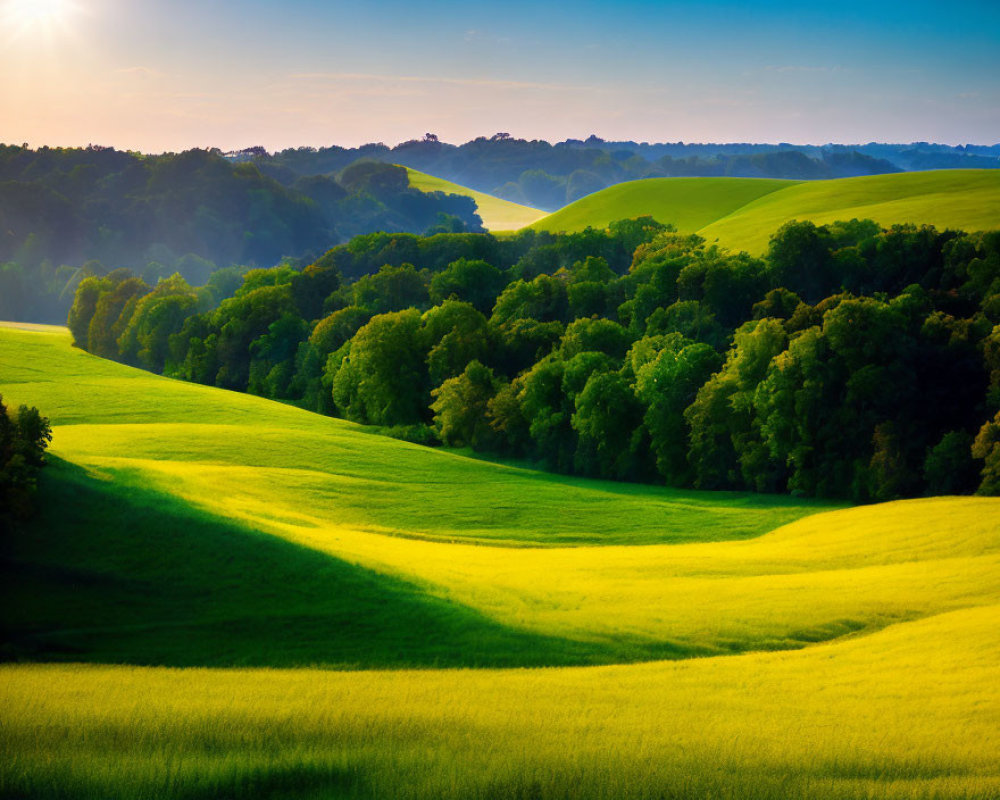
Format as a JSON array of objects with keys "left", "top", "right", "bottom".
[{"left": 2, "top": 0, "right": 80, "bottom": 40}]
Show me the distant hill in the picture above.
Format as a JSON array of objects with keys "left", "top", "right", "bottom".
[
  {"left": 405, "top": 167, "right": 545, "bottom": 230},
  {"left": 527, "top": 177, "right": 797, "bottom": 235},
  {"left": 699, "top": 169, "right": 1000, "bottom": 254},
  {"left": 527, "top": 170, "right": 1000, "bottom": 254}
]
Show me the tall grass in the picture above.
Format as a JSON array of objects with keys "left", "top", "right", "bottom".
[{"left": 3, "top": 606, "right": 999, "bottom": 799}]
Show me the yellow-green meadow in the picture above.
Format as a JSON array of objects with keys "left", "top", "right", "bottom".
[{"left": 2, "top": 323, "right": 998, "bottom": 799}]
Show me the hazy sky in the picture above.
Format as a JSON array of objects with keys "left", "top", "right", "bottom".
[{"left": 2, "top": 0, "right": 998, "bottom": 152}]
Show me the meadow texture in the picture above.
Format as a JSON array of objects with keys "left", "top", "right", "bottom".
[{"left": 2, "top": 324, "right": 999, "bottom": 799}]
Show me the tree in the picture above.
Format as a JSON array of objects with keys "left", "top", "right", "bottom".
[
  {"left": 330, "top": 309, "right": 429, "bottom": 426},
  {"left": 559, "top": 317, "right": 632, "bottom": 361},
  {"left": 87, "top": 273, "right": 149, "bottom": 358},
  {"left": 924, "top": 431, "right": 978, "bottom": 496},
  {"left": 67, "top": 274, "right": 111, "bottom": 347},
  {"left": 635, "top": 341, "right": 722, "bottom": 485},
  {"left": 431, "top": 360, "right": 504, "bottom": 449},
  {"left": 352, "top": 263, "right": 429, "bottom": 315},
  {"left": 117, "top": 273, "right": 198, "bottom": 371},
  {"left": 422, "top": 300, "right": 491, "bottom": 386},
  {"left": 972, "top": 412, "right": 1000, "bottom": 495},
  {"left": 429, "top": 258, "right": 506, "bottom": 313},
  {"left": 766, "top": 220, "right": 837, "bottom": 303},
  {"left": 572, "top": 370, "right": 643, "bottom": 479},
  {"left": 1, "top": 395, "right": 52, "bottom": 524}
]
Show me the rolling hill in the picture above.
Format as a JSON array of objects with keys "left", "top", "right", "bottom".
[
  {"left": 405, "top": 167, "right": 546, "bottom": 231},
  {"left": 528, "top": 177, "right": 798, "bottom": 235},
  {"left": 528, "top": 169, "right": 1000, "bottom": 254},
  {"left": 700, "top": 169, "right": 1000, "bottom": 253},
  {"left": 2, "top": 322, "right": 999, "bottom": 799}
]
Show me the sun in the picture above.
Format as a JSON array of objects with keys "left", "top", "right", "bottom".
[{"left": 2, "top": 0, "right": 81, "bottom": 39}]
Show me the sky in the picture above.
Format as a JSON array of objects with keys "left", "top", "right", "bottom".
[{"left": 1, "top": 0, "right": 998, "bottom": 153}]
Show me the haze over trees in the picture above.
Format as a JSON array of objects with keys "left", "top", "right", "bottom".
[
  {"left": 0, "top": 146, "right": 482, "bottom": 322},
  {"left": 248, "top": 134, "right": 1000, "bottom": 211}
]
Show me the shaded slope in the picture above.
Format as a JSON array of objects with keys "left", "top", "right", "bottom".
[
  {"left": 0, "top": 325, "right": 829, "bottom": 548},
  {"left": 3, "top": 325, "right": 999, "bottom": 665},
  {"left": 2, "top": 458, "right": 597, "bottom": 668},
  {"left": 405, "top": 167, "right": 546, "bottom": 230},
  {"left": 527, "top": 177, "right": 797, "bottom": 234}
]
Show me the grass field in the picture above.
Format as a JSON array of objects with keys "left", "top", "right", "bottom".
[
  {"left": 2, "top": 323, "right": 999, "bottom": 798},
  {"left": 527, "top": 177, "right": 797, "bottom": 235},
  {"left": 527, "top": 170, "right": 1000, "bottom": 254},
  {"left": 405, "top": 167, "right": 547, "bottom": 230},
  {"left": 699, "top": 169, "right": 1000, "bottom": 254}
]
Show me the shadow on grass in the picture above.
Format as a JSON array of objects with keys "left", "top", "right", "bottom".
[
  {"left": 1, "top": 457, "right": 607, "bottom": 669},
  {"left": 2, "top": 760, "right": 366, "bottom": 800}
]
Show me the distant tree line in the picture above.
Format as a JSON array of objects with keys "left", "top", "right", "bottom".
[
  {"left": 252, "top": 136, "right": 904, "bottom": 211},
  {"left": 0, "top": 146, "right": 481, "bottom": 322},
  {"left": 247, "top": 135, "right": 999, "bottom": 212},
  {"left": 1, "top": 396, "right": 52, "bottom": 526},
  {"left": 67, "top": 217, "right": 1000, "bottom": 501}
]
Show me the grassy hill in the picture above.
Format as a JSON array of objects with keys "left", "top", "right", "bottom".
[
  {"left": 528, "top": 177, "right": 797, "bottom": 235},
  {"left": 528, "top": 170, "right": 1000, "bottom": 254},
  {"left": 2, "top": 322, "right": 999, "bottom": 799},
  {"left": 405, "top": 167, "right": 546, "bottom": 231},
  {"left": 700, "top": 169, "right": 1000, "bottom": 253}
]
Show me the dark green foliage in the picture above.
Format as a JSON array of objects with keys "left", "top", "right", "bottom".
[
  {"left": 331, "top": 309, "right": 430, "bottom": 426},
  {"left": 67, "top": 215, "right": 1000, "bottom": 501},
  {"left": 430, "top": 258, "right": 507, "bottom": 313},
  {"left": 431, "top": 360, "right": 504, "bottom": 449},
  {"left": 0, "top": 395, "right": 52, "bottom": 525},
  {"left": 559, "top": 317, "right": 631, "bottom": 361},
  {"left": 352, "top": 263, "right": 430, "bottom": 315},
  {"left": 252, "top": 136, "right": 930, "bottom": 213},
  {"left": 572, "top": 371, "right": 644, "bottom": 479},
  {"left": 491, "top": 274, "right": 570, "bottom": 326},
  {"left": 972, "top": 412, "right": 1000, "bottom": 495},
  {"left": 924, "top": 431, "right": 979, "bottom": 496},
  {"left": 423, "top": 300, "right": 491, "bottom": 386},
  {"left": 635, "top": 338, "right": 722, "bottom": 485}
]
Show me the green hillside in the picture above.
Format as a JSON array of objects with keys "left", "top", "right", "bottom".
[
  {"left": 528, "top": 177, "right": 798, "bottom": 234},
  {"left": 3, "top": 323, "right": 999, "bottom": 799},
  {"left": 700, "top": 169, "right": 1000, "bottom": 253},
  {"left": 526, "top": 170, "right": 1000, "bottom": 255},
  {"left": 405, "top": 167, "right": 546, "bottom": 230},
  {"left": 0, "top": 323, "right": 836, "bottom": 667}
]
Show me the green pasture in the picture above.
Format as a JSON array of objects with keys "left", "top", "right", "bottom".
[
  {"left": 528, "top": 176, "right": 796, "bottom": 235},
  {"left": 700, "top": 169, "right": 1000, "bottom": 253},
  {"left": 525, "top": 169, "right": 1000, "bottom": 254},
  {"left": 2, "top": 322, "right": 999, "bottom": 799}
]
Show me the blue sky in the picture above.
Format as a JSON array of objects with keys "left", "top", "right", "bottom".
[{"left": 1, "top": 0, "right": 997, "bottom": 151}]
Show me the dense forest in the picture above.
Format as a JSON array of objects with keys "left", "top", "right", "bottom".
[
  {"left": 68, "top": 216, "right": 1000, "bottom": 501},
  {"left": 0, "top": 146, "right": 481, "bottom": 322},
  {"left": 4, "top": 138, "right": 998, "bottom": 324},
  {"left": 248, "top": 135, "right": 1000, "bottom": 210}
]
